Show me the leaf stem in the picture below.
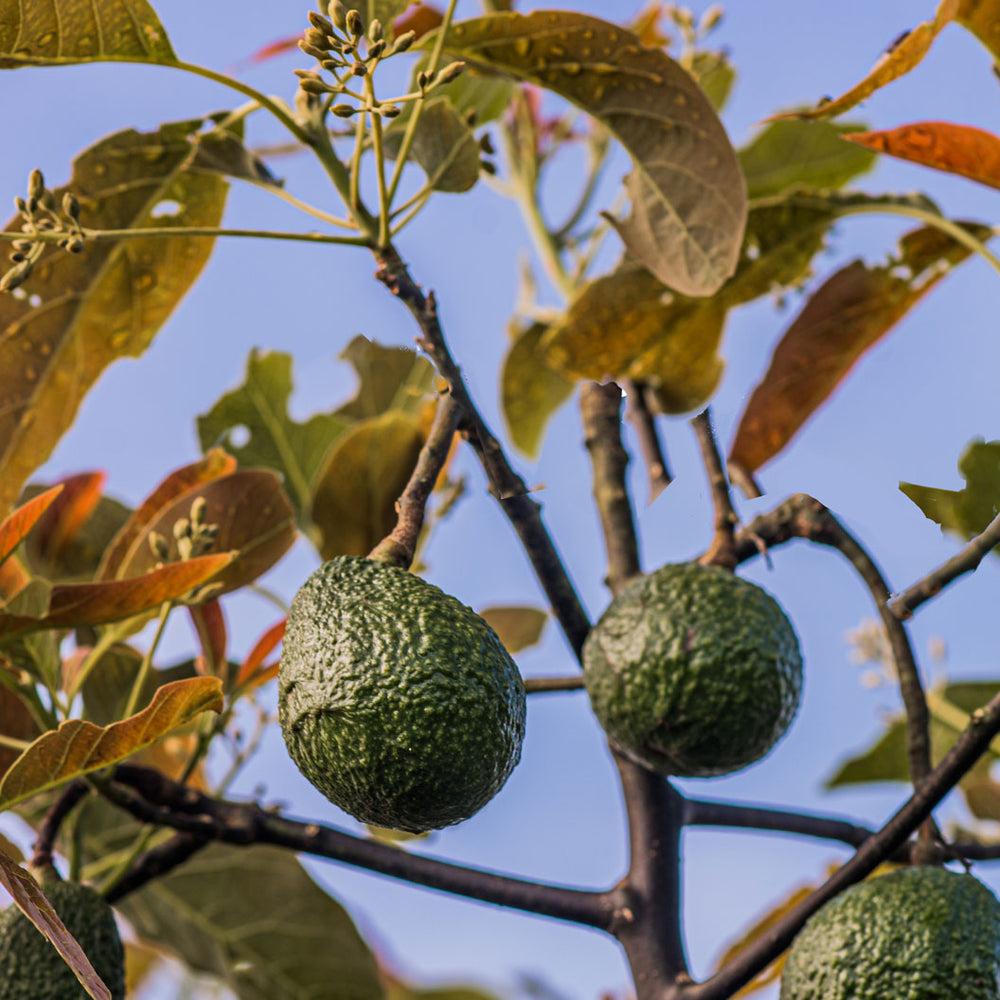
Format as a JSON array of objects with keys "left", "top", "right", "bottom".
[{"left": 122, "top": 602, "right": 173, "bottom": 720}]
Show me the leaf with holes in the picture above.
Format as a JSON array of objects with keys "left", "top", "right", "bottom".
[
  {"left": 119, "top": 843, "right": 383, "bottom": 1000},
  {"left": 438, "top": 11, "right": 746, "bottom": 296},
  {"left": 0, "top": 485, "right": 62, "bottom": 567},
  {"left": 335, "top": 335, "right": 436, "bottom": 421},
  {"left": 0, "top": 676, "right": 222, "bottom": 811},
  {"left": 0, "top": 117, "right": 246, "bottom": 517},
  {"left": 0, "top": 0, "right": 175, "bottom": 67}
]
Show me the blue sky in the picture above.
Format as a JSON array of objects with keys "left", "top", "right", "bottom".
[{"left": 3, "top": 2, "right": 1000, "bottom": 998}]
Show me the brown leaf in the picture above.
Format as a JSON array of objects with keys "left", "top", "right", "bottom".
[
  {"left": 957, "top": 0, "right": 1000, "bottom": 60},
  {"left": 769, "top": 0, "right": 958, "bottom": 121},
  {"left": 188, "top": 598, "right": 227, "bottom": 677},
  {"left": 99, "top": 449, "right": 236, "bottom": 580},
  {"left": 0, "top": 485, "right": 63, "bottom": 567},
  {"left": 106, "top": 469, "right": 296, "bottom": 597},
  {"left": 844, "top": 121, "right": 1000, "bottom": 191},
  {"left": 0, "top": 672, "right": 40, "bottom": 777},
  {"left": 479, "top": 606, "right": 547, "bottom": 653},
  {"left": 0, "top": 552, "right": 234, "bottom": 639},
  {"left": 22, "top": 472, "right": 105, "bottom": 570},
  {"left": 0, "top": 676, "right": 223, "bottom": 811},
  {"left": 0, "top": 855, "right": 111, "bottom": 1000}
]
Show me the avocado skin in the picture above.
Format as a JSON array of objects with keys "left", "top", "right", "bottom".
[
  {"left": 0, "top": 881, "right": 125, "bottom": 1000},
  {"left": 781, "top": 866, "right": 1000, "bottom": 1000},
  {"left": 279, "top": 556, "right": 526, "bottom": 833},
  {"left": 582, "top": 562, "right": 802, "bottom": 777}
]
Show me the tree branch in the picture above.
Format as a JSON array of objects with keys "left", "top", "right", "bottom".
[
  {"left": 621, "top": 379, "right": 672, "bottom": 503},
  {"left": 691, "top": 409, "right": 738, "bottom": 570},
  {"left": 524, "top": 675, "right": 585, "bottom": 694},
  {"left": 30, "top": 779, "right": 89, "bottom": 871},
  {"left": 104, "top": 833, "right": 209, "bottom": 904},
  {"left": 888, "top": 509, "right": 1000, "bottom": 620},
  {"left": 100, "top": 766, "right": 615, "bottom": 928},
  {"left": 373, "top": 245, "right": 591, "bottom": 659}
]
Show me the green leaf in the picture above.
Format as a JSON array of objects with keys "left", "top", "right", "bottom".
[
  {"left": 311, "top": 412, "right": 426, "bottom": 560},
  {"left": 691, "top": 50, "right": 736, "bottom": 112},
  {"left": 500, "top": 321, "right": 575, "bottom": 458},
  {"left": 396, "top": 56, "right": 516, "bottom": 132},
  {"left": 0, "top": 117, "right": 239, "bottom": 517},
  {"left": 900, "top": 438, "right": 1000, "bottom": 544},
  {"left": 440, "top": 11, "right": 746, "bottom": 296},
  {"left": 364, "top": 0, "right": 412, "bottom": 38},
  {"left": 335, "top": 335, "right": 436, "bottom": 420},
  {"left": 0, "top": 0, "right": 175, "bottom": 67},
  {"left": 739, "top": 120, "right": 877, "bottom": 200},
  {"left": 196, "top": 350, "right": 353, "bottom": 525},
  {"left": 119, "top": 843, "right": 384, "bottom": 1000},
  {"left": 405, "top": 98, "right": 481, "bottom": 193},
  {"left": 479, "top": 605, "right": 548, "bottom": 653}
]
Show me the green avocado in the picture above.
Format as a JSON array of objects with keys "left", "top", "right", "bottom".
[
  {"left": 781, "top": 866, "right": 1000, "bottom": 999},
  {"left": 0, "top": 880, "right": 125, "bottom": 1000},
  {"left": 582, "top": 562, "right": 802, "bottom": 777},
  {"left": 279, "top": 556, "right": 526, "bottom": 833}
]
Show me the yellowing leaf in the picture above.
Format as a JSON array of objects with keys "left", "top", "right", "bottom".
[
  {"left": 0, "top": 485, "right": 63, "bottom": 567},
  {"left": 440, "top": 11, "right": 746, "bottom": 295},
  {"left": 0, "top": 0, "right": 175, "bottom": 67},
  {"left": 0, "top": 117, "right": 240, "bottom": 516},
  {"left": 845, "top": 121, "right": 1000, "bottom": 191},
  {"left": 480, "top": 605, "right": 548, "bottom": 653},
  {"left": 957, "top": 0, "right": 1000, "bottom": 59},
  {"left": 335, "top": 335, "right": 435, "bottom": 421},
  {"left": 0, "top": 676, "right": 222, "bottom": 811},
  {"left": 772, "top": 0, "right": 958, "bottom": 121}
]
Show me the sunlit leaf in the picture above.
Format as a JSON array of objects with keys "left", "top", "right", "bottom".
[
  {"left": 188, "top": 598, "right": 227, "bottom": 677},
  {"left": 739, "top": 120, "right": 876, "bottom": 199},
  {"left": 439, "top": 11, "right": 746, "bottom": 295},
  {"left": 500, "top": 321, "right": 575, "bottom": 458},
  {"left": 335, "top": 335, "right": 436, "bottom": 421},
  {"left": 729, "top": 221, "right": 987, "bottom": 477},
  {"left": 0, "top": 857, "right": 111, "bottom": 1000},
  {"left": 0, "top": 676, "right": 222, "bottom": 811},
  {"left": 770, "top": 0, "right": 959, "bottom": 121},
  {"left": 383, "top": 968, "right": 501, "bottom": 1000},
  {"left": 404, "top": 98, "right": 481, "bottom": 193},
  {"left": 691, "top": 50, "right": 736, "bottom": 112},
  {"left": 119, "top": 843, "right": 384, "bottom": 1000},
  {"left": 235, "top": 619, "right": 285, "bottom": 689},
  {"left": 957, "top": 0, "right": 1000, "bottom": 60},
  {"left": 844, "top": 121, "right": 1000, "bottom": 191},
  {"left": 0, "top": 117, "right": 241, "bottom": 516},
  {"left": 312, "top": 412, "right": 425, "bottom": 560},
  {"left": 479, "top": 605, "right": 547, "bottom": 653},
  {"left": 0, "top": 0, "right": 175, "bottom": 67},
  {"left": 0, "top": 485, "right": 62, "bottom": 567},
  {"left": 900, "top": 438, "right": 1000, "bottom": 544}
]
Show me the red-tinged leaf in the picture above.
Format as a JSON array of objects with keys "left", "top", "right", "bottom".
[
  {"left": 99, "top": 449, "right": 237, "bottom": 581},
  {"left": 768, "top": 0, "right": 958, "bottom": 121},
  {"left": 844, "top": 121, "right": 1000, "bottom": 191},
  {"left": 235, "top": 619, "right": 286, "bottom": 689},
  {"left": 188, "top": 599, "right": 227, "bottom": 677},
  {"left": 0, "top": 676, "right": 223, "bottom": 811},
  {"left": 394, "top": 4, "right": 444, "bottom": 41},
  {"left": 0, "top": 856, "right": 111, "bottom": 1000},
  {"left": 26, "top": 472, "right": 105, "bottom": 569},
  {"left": 0, "top": 485, "right": 63, "bottom": 568},
  {"left": 0, "top": 554, "right": 30, "bottom": 602},
  {"left": 729, "top": 223, "right": 984, "bottom": 477},
  {"left": 241, "top": 35, "right": 299, "bottom": 67},
  {"left": 0, "top": 553, "right": 234, "bottom": 639}
]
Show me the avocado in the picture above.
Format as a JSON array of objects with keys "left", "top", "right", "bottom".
[
  {"left": 582, "top": 562, "right": 802, "bottom": 777},
  {"left": 0, "top": 880, "right": 125, "bottom": 1000},
  {"left": 278, "top": 556, "right": 526, "bottom": 833},
  {"left": 781, "top": 865, "right": 1000, "bottom": 999}
]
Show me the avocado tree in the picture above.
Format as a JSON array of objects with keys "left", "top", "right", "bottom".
[{"left": 0, "top": 0, "right": 999, "bottom": 997}]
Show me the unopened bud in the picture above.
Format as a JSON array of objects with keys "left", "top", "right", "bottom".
[
  {"left": 62, "top": 192, "right": 80, "bottom": 220},
  {"left": 64, "top": 239, "right": 84, "bottom": 253},
  {"left": 480, "top": 158, "right": 497, "bottom": 175},
  {"left": 391, "top": 30, "right": 416, "bottom": 54},
  {"left": 436, "top": 61, "right": 465, "bottom": 85},
  {"left": 700, "top": 4, "right": 723, "bottom": 32},
  {"left": 479, "top": 133, "right": 495, "bottom": 155},
  {"left": 8, "top": 252, "right": 24, "bottom": 264},
  {"left": 298, "top": 40, "right": 328, "bottom": 60},
  {"left": 308, "top": 11, "right": 334, "bottom": 34},
  {"left": 417, "top": 70, "right": 430, "bottom": 90},
  {"left": 345, "top": 9, "right": 364, "bottom": 37},
  {"left": 148, "top": 531, "right": 170, "bottom": 561},
  {"left": 28, "top": 169, "right": 44, "bottom": 200},
  {"left": 191, "top": 496, "right": 207, "bottom": 526},
  {"left": 329, "top": 0, "right": 347, "bottom": 30},
  {"left": 0, "top": 269, "right": 25, "bottom": 293},
  {"left": 368, "top": 18, "right": 383, "bottom": 43},
  {"left": 173, "top": 517, "right": 191, "bottom": 541},
  {"left": 332, "top": 103, "right": 356, "bottom": 117},
  {"left": 380, "top": 103, "right": 401, "bottom": 118},
  {"left": 368, "top": 38, "right": 385, "bottom": 59},
  {"left": 305, "top": 27, "right": 332, "bottom": 49},
  {"left": 351, "top": 60, "right": 367, "bottom": 76},
  {"left": 14, "top": 196, "right": 26, "bottom": 216},
  {"left": 299, "top": 77, "right": 330, "bottom": 94}
]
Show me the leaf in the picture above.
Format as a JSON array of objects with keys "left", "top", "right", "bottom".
[
  {"left": 104, "top": 469, "right": 296, "bottom": 598},
  {"left": 98, "top": 449, "right": 236, "bottom": 581},
  {"left": 739, "top": 120, "right": 877, "bottom": 200},
  {"left": 479, "top": 605, "right": 547, "bottom": 653},
  {"left": 691, "top": 50, "right": 736, "bottom": 112},
  {"left": 119, "top": 843, "right": 384, "bottom": 1000},
  {"left": 0, "top": 676, "right": 222, "bottom": 811},
  {"left": 0, "top": 673, "right": 41, "bottom": 777},
  {"left": 900, "top": 438, "right": 1000, "bottom": 544},
  {"left": 439, "top": 11, "right": 746, "bottom": 296},
  {"left": 405, "top": 98, "right": 481, "bottom": 193},
  {"left": 844, "top": 121, "right": 1000, "bottom": 191},
  {"left": 729, "top": 221, "right": 988, "bottom": 476},
  {"left": 957, "top": 0, "right": 1000, "bottom": 59},
  {"left": 311, "top": 412, "right": 426, "bottom": 560},
  {"left": 0, "top": 117, "right": 239, "bottom": 516},
  {"left": 365, "top": 0, "right": 413, "bottom": 38},
  {"left": 0, "top": 0, "right": 175, "bottom": 67},
  {"left": 235, "top": 619, "right": 285, "bottom": 689},
  {"left": 335, "top": 335, "right": 436, "bottom": 421},
  {"left": 196, "top": 350, "right": 353, "bottom": 525},
  {"left": 0, "top": 856, "right": 111, "bottom": 1000},
  {"left": 770, "top": 0, "right": 959, "bottom": 121},
  {"left": 188, "top": 598, "right": 227, "bottom": 677},
  {"left": 500, "top": 321, "right": 575, "bottom": 458},
  {"left": 0, "top": 552, "right": 234, "bottom": 639},
  {"left": 0, "top": 485, "right": 63, "bottom": 567}
]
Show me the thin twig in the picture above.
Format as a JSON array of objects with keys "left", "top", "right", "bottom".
[
  {"left": 30, "top": 780, "right": 89, "bottom": 871},
  {"left": 104, "top": 833, "right": 210, "bottom": 904},
  {"left": 369, "top": 391, "right": 463, "bottom": 569},
  {"left": 100, "top": 766, "right": 616, "bottom": 928},
  {"left": 580, "top": 382, "right": 642, "bottom": 594},
  {"left": 691, "top": 409, "right": 738, "bottom": 570},
  {"left": 621, "top": 379, "right": 672, "bottom": 503},
  {"left": 524, "top": 675, "right": 585, "bottom": 694},
  {"left": 888, "top": 509, "right": 1000, "bottom": 620}
]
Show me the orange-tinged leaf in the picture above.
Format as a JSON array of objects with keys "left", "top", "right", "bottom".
[
  {"left": 771, "top": 0, "right": 958, "bottom": 121},
  {"left": 394, "top": 4, "right": 444, "bottom": 41},
  {"left": 25, "top": 472, "right": 105, "bottom": 569},
  {"left": 236, "top": 619, "right": 286, "bottom": 689},
  {"left": 0, "top": 485, "right": 62, "bottom": 567},
  {"left": 0, "top": 552, "right": 234, "bottom": 639},
  {"left": 0, "top": 854, "right": 111, "bottom": 1000},
  {"left": 957, "top": 0, "right": 1000, "bottom": 60},
  {"left": 99, "top": 449, "right": 236, "bottom": 580},
  {"left": 188, "top": 598, "right": 227, "bottom": 677},
  {"left": 0, "top": 553, "right": 30, "bottom": 601},
  {"left": 844, "top": 121, "right": 1000, "bottom": 191},
  {"left": 0, "top": 676, "right": 223, "bottom": 811}
]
